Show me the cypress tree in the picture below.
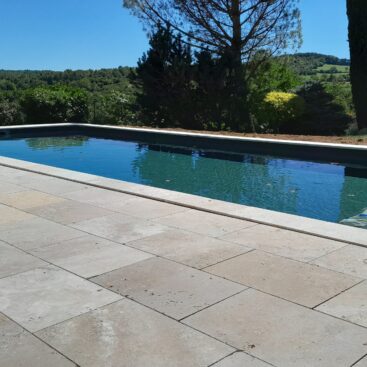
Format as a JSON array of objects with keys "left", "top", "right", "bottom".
[{"left": 347, "top": 0, "right": 367, "bottom": 129}]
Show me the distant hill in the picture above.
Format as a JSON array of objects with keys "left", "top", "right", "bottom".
[
  {"left": 279, "top": 53, "right": 350, "bottom": 76},
  {"left": 0, "top": 53, "right": 350, "bottom": 94},
  {"left": 0, "top": 67, "right": 134, "bottom": 93}
]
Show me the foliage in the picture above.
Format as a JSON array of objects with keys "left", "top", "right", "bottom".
[
  {"left": 92, "top": 90, "right": 137, "bottom": 125},
  {"left": 256, "top": 92, "right": 305, "bottom": 132},
  {"left": 281, "top": 53, "right": 350, "bottom": 76},
  {"left": 125, "top": 0, "right": 301, "bottom": 129},
  {"left": 294, "top": 82, "right": 352, "bottom": 135},
  {"left": 133, "top": 24, "right": 195, "bottom": 128},
  {"left": 347, "top": 0, "right": 367, "bottom": 129},
  {"left": 248, "top": 58, "right": 300, "bottom": 130},
  {"left": 0, "top": 95, "right": 24, "bottom": 126},
  {"left": 21, "top": 86, "right": 89, "bottom": 124},
  {"left": 0, "top": 67, "right": 133, "bottom": 93}
]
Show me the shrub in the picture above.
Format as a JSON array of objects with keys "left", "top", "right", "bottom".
[
  {"left": 0, "top": 95, "right": 24, "bottom": 126},
  {"left": 21, "top": 86, "right": 88, "bottom": 124},
  {"left": 295, "top": 82, "right": 353, "bottom": 135},
  {"left": 257, "top": 91, "right": 305, "bottom": 132}
]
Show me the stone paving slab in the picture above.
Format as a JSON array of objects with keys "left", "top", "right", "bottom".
[
  {"left": 63, "top": 187, "right": 188, "bottom": 219},
  {"left": 60, "top": 186, "right": 139, "bottom": 208},
  {"left": 212, "top": 352, "right": 272, "bottom": 367},
  {"left": 19, "top": 175, "right": 90, "bottom": 195},
  {"left": 72, "top": 213, "right": 169, "bottom": 244},
  {"left": 206, "top": 250, "right": 360, "bottom": 308},
  {"left": 128, "top": 228, "right": 251, "bottom": 269},
  {"left": 316, "top": 280, "right": 367, "bottom": 327},
  {"left": 0, "top": 182, "right": 26, "bottom": 194},
  {"left": 0, "top": 266, "right": 121, "bottom": 332},
  {"left": 0, "top": 313, "right": 75, "bottom": 367},
  {"left": 312, "top": 245, "right": 367, "bottom": 278},
  {"left": 0, "top": 190, "right": 65, "bottom": 210},
  {"left": 30, "top": 235, "right": 154, "bottom": 278},
  {"left": 28, "top": 199, "right": 114, "bottom": 225},
  {"left": 36, "top": 298, "right": 234, "bottom": 367},
  {"left": 355, "top": 356, "right": 367, "bottom": 366},
  {"left": 92, "top": 257, "right": 245, "bottom": 320},
  {"left": 154, "top": 209, "right": 257, "bottom": 237},
  {"left": 0, "top": 203, "right": 34, "bottom": 230},
  {"left": 0, "top": 216, "right": 84, "bottom": 250},
  {"left": 0, "top": 241, "right": 47, "bottom": 279},
  {"left": 220, "top": 224, "right": 347, "bottom": 262},
  {"left": 184, "top": 289, "right": 367, "bottom": 367}
]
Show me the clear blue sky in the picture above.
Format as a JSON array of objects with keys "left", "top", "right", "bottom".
[{"left": 0, "top": 0, "right": 349, "bottom": 71}]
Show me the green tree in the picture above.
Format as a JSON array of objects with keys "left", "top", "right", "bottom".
[
  {"left": 347, "top": 0, "right": 367, "bottom": 129},
  {"left": 124, "top": 0, "right": 301, "bottom": 130},
  {"left": 133, "top": 24, "right": 195, "bottom": 128}
]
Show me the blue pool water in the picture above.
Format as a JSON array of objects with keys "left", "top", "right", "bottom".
[{"left": 0, "top": 135, "right": 367, "bottom": 223}]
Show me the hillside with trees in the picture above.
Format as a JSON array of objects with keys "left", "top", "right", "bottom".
[{"left": 0, "top": 49, "right": 355, "bottom": 136}]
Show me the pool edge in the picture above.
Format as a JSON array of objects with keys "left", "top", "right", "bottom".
[{"left": 0, "top": 155, "right": 366, "bottom": 248}]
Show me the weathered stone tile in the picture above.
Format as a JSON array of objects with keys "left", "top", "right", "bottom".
[
  {"left": 0, "top": 313, "right": 75, "bottom": 367},
  {"left": 311, "top": 245, "right": 367, "bottom": 278},
  {"left": 212, "top": 352, "right": 272, "bottom": 367},
  {"left": 29, "top": 199, "right": 113, "bottom": 224},
  {"left": 0, "top": 204, "right": 34, "bottom": 230},
  {"left": 36, "top": 299, "right": 234, "bottom": 367},
  {"left": 153, "top": 209, "right": 256, "bottom": 237},
  {"left": 206, "top": 250, "right": 360, "bottom": 308},
  {"left": 30, "top": 235, "right": 153, "bottom": 278},
  {"left": 92, "top": 257, "right": 245, "bottom": 320},
  {"left": 62, "top": 187, "right": 186, "bottom": 219},
  {"left": 129, "top": 229, "right": 251, "bottom": 269},
  {"left": 110, "top": 196, "right": 188, "bottom": 219},
  {"left": 0, "top": 167, "right": 35, "bottom": 185},
  {"left": 354, "top": 356, "right": 367, "bottom": 366},
  {"left": 184, "top": 289, "right": 367, "bottom": 367},
  {"left": 316, "top": 280, "right": 367, "bottom": 327},
  {"left": 0, "top": 217, "right": 84, "bottom": 250},
  {"left": 0, "top": 241, "right": 47, "bottom": 279},
  {"left": 0, "top": 190, "right": 65, "bottom": 210},
  {"left": 20, "top": 175, "right": 90, "bottom": 195},
  {"left": 60, "top": 186, "right": 138, "bottom": 209},
  {"left": 220, "top": 224, "right": 346, "bottom": 262},
  {"left": 0, "top": 266, "right": 121, "bottom": 332},
  {"left": 0, "top": 182, "right": 26, "bottom": 194},
  {"left": 72, "top": 214, "right": 169, "bottom": 244}
]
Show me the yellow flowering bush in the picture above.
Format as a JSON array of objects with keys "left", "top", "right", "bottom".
[{"left": 258, "top": 91, "right": 305, "bottom": 132}]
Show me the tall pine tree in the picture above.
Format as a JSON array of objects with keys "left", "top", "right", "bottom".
[
  {"left": 347, "top": 0, "right": 367, "bottom": 129},
  {"left": 133, "top": 24, "right": 195, "bottom": 127}
]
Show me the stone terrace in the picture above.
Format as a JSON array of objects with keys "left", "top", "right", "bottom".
[{"left": 0, "top": 164, "right": 367, "bottom": 367}]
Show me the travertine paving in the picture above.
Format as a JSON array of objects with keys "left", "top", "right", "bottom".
[{"left": 1, "top": 165, "right": 367, "bottom": 366}]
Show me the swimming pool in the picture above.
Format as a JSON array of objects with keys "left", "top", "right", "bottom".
[{"left": 1, "top": 128, "right": 367, "bottom": 224}]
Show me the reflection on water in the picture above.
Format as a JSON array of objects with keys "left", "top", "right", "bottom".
[
  {"left": 0, "top": 135, "right": 366, "bottom": 224},
  {"left": 25, "top": 136, "right": 89, "bottom": 150}
]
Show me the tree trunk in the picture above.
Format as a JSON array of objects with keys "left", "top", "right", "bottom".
[
  {"left": 228, "top": 0, "right": 250, "bottom": 131},
  {"left": 347, "top": 0, "right": 367, "bottom": 129}
]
